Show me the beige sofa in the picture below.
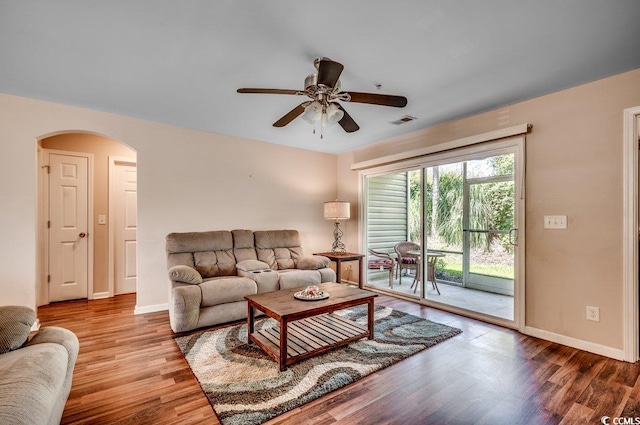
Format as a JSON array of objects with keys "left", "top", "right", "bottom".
[
  {"left": 166, "top": 229, "right": 336, "bottom": 332},
  {"left": 0, "top": 306, "right": 79, "bottom": 425}
]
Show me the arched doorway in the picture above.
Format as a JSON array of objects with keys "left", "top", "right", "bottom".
[{"left": 37, "top": 132, "right": 137, "bottom": 305}]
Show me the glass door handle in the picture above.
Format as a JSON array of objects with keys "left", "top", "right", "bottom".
[{"left": 509, "top": 228, "right": 518, "bottom": 246}]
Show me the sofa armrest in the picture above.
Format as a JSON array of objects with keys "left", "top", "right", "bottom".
[
  {"left": 318, "top": 267, "right": 337, "bottom": 283},
  {"left": 297, "top": 255, "right": 330, "bottom": 270},
  {"left": 25, "top": 326, "right": 79, "bottom": 393},
  {"left": 170, "top": 285, "right": 202, "bottom": 333},
  {"left": 168, "top": 265, "right": 203, "bottom": 285}
]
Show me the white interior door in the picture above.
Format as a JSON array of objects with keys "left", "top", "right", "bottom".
[
  {"left": 49, "top": 153, "right": 89, "bottom": 302},
  {"left": 114, "top": 162, "right": 137, "bottom": 294}
]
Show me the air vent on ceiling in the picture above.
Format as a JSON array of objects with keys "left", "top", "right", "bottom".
[{"left": 390, "top": 115, "right": 417, "bottom": 125}]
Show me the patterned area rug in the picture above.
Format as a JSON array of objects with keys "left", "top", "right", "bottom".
[{"left": 175, "top": 305, "right": 461, "bottom": 425}]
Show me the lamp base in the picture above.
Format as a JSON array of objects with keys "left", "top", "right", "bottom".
[{"left": 331, "top": 221, "right": 346, "bottom": 254}]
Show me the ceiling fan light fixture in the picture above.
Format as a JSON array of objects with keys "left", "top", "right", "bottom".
[
  {"left": 302, "top": 101, "right": 343, "bottom": 128},
  {"left": 323, "top": 103, "right": 344, "bottom": 127},
  {"left": 302, "top": 101, "right": 322, "bottom": 124}
]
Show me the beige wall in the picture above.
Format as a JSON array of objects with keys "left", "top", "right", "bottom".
[
  {"left": 339, "top": 68, "right": 640, "bottom": 351},
  {"left": 337, "top": 151, "right": 361, "bottom": 283},
  {"left": 3, "top": 67, "right": 638, "bottom": 355},
  {"left": 40, "top": 133, "right": 136, "bottom": 298},
  {"left": 0, "top": 93, "right": 338, "bottom": 312}
]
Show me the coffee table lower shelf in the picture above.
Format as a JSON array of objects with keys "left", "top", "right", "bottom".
[{"left": 249, "top": 313, "right": 368, "bottom": 370}]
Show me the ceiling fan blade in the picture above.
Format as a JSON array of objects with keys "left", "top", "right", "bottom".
[
  {"left": 336, "top": 104, "right": 359, "bottom": 133},
  {"left": 346, "top": 91, "right": 407, "bottom": 108},
  {"left": 317, "top": 59, "right": 344, "bottom": 88},
  {"left": 273, "top": 103, "right": 307, "bottom": 127},
  {"left": 237, "top": 88, "right": 300, "bottom": 95}
]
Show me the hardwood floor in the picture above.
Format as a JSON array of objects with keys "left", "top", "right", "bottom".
[{"left": 38, "top": 294, "right": 640, "bottom": 424}]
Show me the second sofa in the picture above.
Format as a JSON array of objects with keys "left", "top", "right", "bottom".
[{"left": 166, "top": 229, "right": 336, "bottom": 332}]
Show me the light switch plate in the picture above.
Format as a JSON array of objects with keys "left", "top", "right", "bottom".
[
  {"left": 544, "top": 215, "right": 567, "bottom": 229},
  {"left": 98, "top": 214, "right": 106, "bottom": 225}
]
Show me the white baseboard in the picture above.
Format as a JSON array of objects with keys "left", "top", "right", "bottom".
[
  {"left": 92, "top": 292, "right": 110, "bottom": 300},
  {"left": 524, "top": 326, "right": 625, "bottom": 361},
  {"left": 134, "top": 303, "right": 168, "bottom": 315}
]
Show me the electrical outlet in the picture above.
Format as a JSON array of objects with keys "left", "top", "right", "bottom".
[{"left": 586, "top": 306, "right": 600, "bottom": 322}]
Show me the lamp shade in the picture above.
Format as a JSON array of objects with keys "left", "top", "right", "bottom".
[{"left": 324, "top": 201, "right": 350, "bottom": 220}]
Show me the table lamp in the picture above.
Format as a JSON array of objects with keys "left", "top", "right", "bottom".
[{"left": 324, "top": 200, "right": 350, "bottom": 254}]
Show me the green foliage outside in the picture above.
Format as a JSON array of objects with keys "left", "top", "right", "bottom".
[
  {"left": 409, "top": 154, "right": 515, "bottom": 253},
  {"left": 404, "top": 154, "right": 516, "bottom": 282},
  {"left": 437, "top": 260, "right": 514, "bottom": 280}
]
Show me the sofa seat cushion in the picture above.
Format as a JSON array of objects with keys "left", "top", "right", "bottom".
[
  {"left": 278, "top": 269, "right": 321, "bottom": 290},
  {"left": 0, "top": 343, "right": 68, "bottom": 425},
  {"left": 200, "top": 277, "right": 257, "bottom": 307}
]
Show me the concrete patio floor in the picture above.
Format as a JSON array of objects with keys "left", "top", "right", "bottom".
[{"left": 366, "top": 272, "right": 514, "bottom": 321}]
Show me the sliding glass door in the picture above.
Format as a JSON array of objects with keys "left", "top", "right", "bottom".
[
  {"left": 464, "top": 156, "right": 515, "bottom": 297},
  {"left": 363, "top": 137, "right": 524, "bottom": 327},
  {"left": 365, "top": 168, "right": 422, "bottom": 297}
]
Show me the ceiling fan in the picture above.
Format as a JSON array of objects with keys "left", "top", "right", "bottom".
[{"left": 237, "top": 57, "right": 407, "bottom": 136}]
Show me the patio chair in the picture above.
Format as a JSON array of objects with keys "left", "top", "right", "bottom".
[
  {"left": 367, "top": 248, "right": 395, "bottom": 289},
  {"left": 394, "top": 241, "right": 420, "bottom": 285}
]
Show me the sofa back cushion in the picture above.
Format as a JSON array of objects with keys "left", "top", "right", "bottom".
[
  {"left": 254, "top": 230, "right": 303, "bottom": 270},
  {"left": 232, "top": 229, "right": 258, "bottom": 262},
  {"left": 166, "top": 231, "right": 236, "bottom": 278}
]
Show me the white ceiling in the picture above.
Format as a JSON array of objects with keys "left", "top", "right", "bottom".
[{"left": 1, "top": 1, "right": 639, "bottom": 154}]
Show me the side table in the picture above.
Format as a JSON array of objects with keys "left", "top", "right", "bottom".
[{"left": 314, "top": 252, "right": 365, "bottom": 288}]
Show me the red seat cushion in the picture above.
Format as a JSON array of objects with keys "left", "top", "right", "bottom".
[{"left": 368, "top": 259, "right": 393, "bottom": 269}]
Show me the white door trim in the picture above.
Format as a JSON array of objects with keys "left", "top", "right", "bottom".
[
  {"left": 108, "top": 156, "right": 137, "bottom": 297},
  {"left": 623, "top": 106, "right": 640, "bottom": 362},
  {"left": 37, "top": 146, "right": 49, "bottom": 306},
  {"left": 43, "top": 148, "right": 95, "bottom": 301}
]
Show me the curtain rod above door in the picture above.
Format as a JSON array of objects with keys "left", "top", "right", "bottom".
[{"left": 351, "top": 123, "right": 532, "bottom": 171}]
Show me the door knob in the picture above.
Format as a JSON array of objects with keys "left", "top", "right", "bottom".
[{"left": 79, "top": 232, "right": 87, "bottom": 238}]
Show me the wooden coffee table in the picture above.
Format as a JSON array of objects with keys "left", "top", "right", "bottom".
[{"left": 245, "top": 282, "right": 378, "bottom": 371}]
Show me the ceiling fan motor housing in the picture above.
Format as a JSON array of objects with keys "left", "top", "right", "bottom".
[
  {"left": 305, "top": 74, "right": 318, "bottom": 91},
  {"left": 305, "top": 73, "right": 341, "bottom": 93}
]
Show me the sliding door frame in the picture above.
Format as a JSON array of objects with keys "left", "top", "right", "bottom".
[{"left": 360, "top": 135, "right": 526, "bottom": 331}]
